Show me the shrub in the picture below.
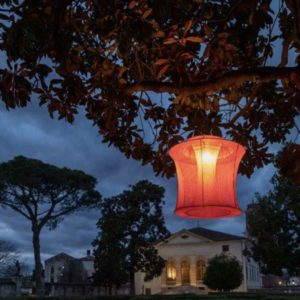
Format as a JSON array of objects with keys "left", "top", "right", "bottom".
[{"left": 203, "top": 253, "right": 243, "bottom": 291}]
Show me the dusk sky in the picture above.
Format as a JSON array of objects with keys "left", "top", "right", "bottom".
[
  {"left": 0, "top": 100, "right": 279, "bottom": 268},
  {"left": 0, "top": 0, "right": 298, "bottom": 270}
]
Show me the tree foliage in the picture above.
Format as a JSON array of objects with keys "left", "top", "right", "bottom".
[
  {"left": 246, "top": 173, "right": 300, "bottom": 275},
  {"left": 92, "top": 240, "right": 128, "bottom": 294},
  {"left": 275, "top": 143, "right": 300, "bottom": 185},
  {"left": 0, "top": 0, "right": 299, "bottom": 178},
  {"left": 0, "top": 156, "right": 101, "bottom": 294},
  {"left": 93, "top": 180, "right": 170, "bottom": 295},
  {"left": 203, "top": 253, "right": 243, "bottom": 291}
]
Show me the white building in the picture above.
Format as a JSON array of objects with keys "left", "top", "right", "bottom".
[
  {"left": 45, "top": 250, "right": 94, "bottom": 284},
  {"left": 135, "top": 227, "right": 262, "bottom": 295},
  {"left": 44, "top": 250, "right": 130, "bottom": 296},
  {"left": 78, "top": 250, "right": 94, "bottom": 279}
]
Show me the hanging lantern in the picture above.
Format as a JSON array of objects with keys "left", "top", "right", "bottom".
[{"left": 169, "top": 135, "right": 245, "bottom": 219}]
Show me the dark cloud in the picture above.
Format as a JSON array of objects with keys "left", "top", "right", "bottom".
[{"left": 0, "top": 100, "right": 279, "bottom": 270}]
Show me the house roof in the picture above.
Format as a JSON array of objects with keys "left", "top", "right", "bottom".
[
  {"left": 155, "top": 227, "right": 245, "bottom": 247},
  {"left": 188, "top": 227, "right": 245, "bottom": 241},
  {"left": 79, "top": 255, "right": 94, "bottom": 262},
  {"left": 45, "top": 252, "right": 75, "bottom": 263}
]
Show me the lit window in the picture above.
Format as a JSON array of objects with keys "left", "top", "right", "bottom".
[
  {"left": 166, "top": 260, "right": 176, "bottom": 282},
  {"left": 196, "top": 260, "right": 206, "bottom": 281}
]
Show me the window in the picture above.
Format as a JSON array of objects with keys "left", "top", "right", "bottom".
[
  {"left": 50, "top": 266, "right": 54, "bottom": 274},
  {"left": 249, "top": 266, "right": 252, "bottom": 281},
  {"left": 196, "top": 260, "right": 206, "bottom": 281},
  {"left": 166, "top": 260, "right": 176, "bottom": 282},
  {"left": 222, "top": 245, "right": 229, "bottom": 252},
  {"left": 181, "top": 260, "right": 190, "bottom": 285},
  {"left": 145, "top": 288, "right": 151, "bottom": 295}
]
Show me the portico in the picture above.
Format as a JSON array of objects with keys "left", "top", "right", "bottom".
[{"left": 135, "top": 227, "right": 262, "bottom": 295}]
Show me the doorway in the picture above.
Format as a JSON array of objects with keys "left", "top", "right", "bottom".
[{"left": 181, "top": 260, "right": 190, "bottom": 285}]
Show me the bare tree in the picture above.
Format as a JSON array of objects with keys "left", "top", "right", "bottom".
[{"left": 0, "top": 240, "right": 19, "bottom": 277}]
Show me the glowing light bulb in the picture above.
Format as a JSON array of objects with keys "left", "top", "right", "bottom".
[{"left": 201, "top": 151, "right": 215, "bottom": 163}]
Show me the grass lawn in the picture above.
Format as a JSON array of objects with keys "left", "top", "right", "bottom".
[
  {"left": 1, "top": 294, "right": 300, "bottom": 300},
  {"left": 130, "top": 293, "right": 300, "bottom": 300},
  {"left": 42, "top": 293, "right": 300, "bottom": 300}
]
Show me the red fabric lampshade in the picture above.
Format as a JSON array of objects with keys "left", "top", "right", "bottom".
[{"left": 169, "top": 135, "right": 245, "bottom": 219}]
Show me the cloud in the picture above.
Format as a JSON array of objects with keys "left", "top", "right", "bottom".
[{"left": 0, "top": 100, "right": 278, "bottom": 269}]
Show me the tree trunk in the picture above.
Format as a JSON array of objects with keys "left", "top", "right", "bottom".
[
  {"left": 32, "top": 224, "right": 44, "bottom": 296},
  {"left": 129, "top": 269, "right": 135, "bottom": 295}
]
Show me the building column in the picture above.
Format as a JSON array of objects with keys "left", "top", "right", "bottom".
[
  {"left": 161, "top": 266, "right": 166, "bottom": 286},
  {"left": 190, "top": 257, "right": 197, "bottom": 286},
  {"left": 175, "top": 259, "right": 182, "bottom": 286}
]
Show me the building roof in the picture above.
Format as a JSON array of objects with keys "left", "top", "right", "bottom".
[
  {"left": 188, "top": 227, "right": 245, "bottom": 241},
  {"left": 45, "top": 252, "right": 75, "bottom": 263},
  {"left": 79, "top": 255, "right": 94, "bottom": 262}
]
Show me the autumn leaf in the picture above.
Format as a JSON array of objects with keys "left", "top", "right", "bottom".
[
  {"left": 249, "top": 12, "right": 254, "bottom": 25},
  {"left": 152, "top": 31, "right": 165, "bottom": 38},
  {"left": 140, "top": 98, "right": 152, "bottom": 107},
  {"left": 290, "top": 72, "right": 300, "bottom": 90},
  {"left": 204, "top": 99, "right": 211, "bottom": 111},
  {"left": 185, "top": 36, "right": 203, "bottom": 43},
  {"left": 157, "top": 64, "right": 170, "bottom": 79},
  {"left": 163, "top": 37, "right": 178, "bottom": 45},
  {"left": 217, "top": 32, "right": 229, "bottom": 40},
  {"left": 183, "top": 20, "right": 193, "bottom": 36},
  {"left": 128, "top": 1, "right": 136, "bottom": 9},
  {"left": 154, "top": 59, "right": 169, "bottom": 65},
  {"left": 119, "top": 78, "right": 127, "bottom": 85},
  {"left": 118, "top": 67, "right": 128, "bottom": 77},
  {"left": 228, "top": 89, "right": 240, "bottom": 103},
  {"left": 180, "top": 52, "right": 194, "bottom": 60},
  {"left": 203, "top": 24, "right": 212, "bottom": 37},
  {"left": 143, "top": 9, "right": 152, "bottom": 19},
  {"left": 44, "top": 6, "right": 52, "bottom": 15},
  {"left": 225, "top": 43, "right": 239, "bottom": 52},
  {"left": 213, "top": 97, "right": 219, "bottom": 111}
]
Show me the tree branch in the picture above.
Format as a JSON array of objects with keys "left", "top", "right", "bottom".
[
  {"left": 1, "top": 202, "right": 31, "bottom": 220},
  {"left": 228, "top": 84, "right": 261, "bottom": 125},
  {"left": 37, "top": 201, "right": 56, "bottom": 230},
  {"left": 48, "top": 205, "right": 80, "bottom": 220},
  {"left": 125, "top": 67, "right": 300, "bottom": 96},
  {"left": 37, "top": 189, "right": 78, "bottom": 229}
]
